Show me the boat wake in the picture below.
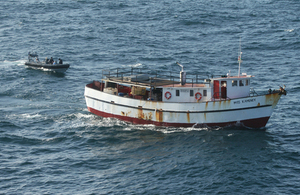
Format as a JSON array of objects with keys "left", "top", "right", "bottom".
[
  {"left": 16, "top": 59, "right": 27, "bottom": 66},
  {"left": 0, "top": 59, "right": 26, "bottom": 67}
]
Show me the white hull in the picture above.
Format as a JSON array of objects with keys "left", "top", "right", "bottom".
[{"left": 85, "top": 85, "right": 282, "bottom": 128}]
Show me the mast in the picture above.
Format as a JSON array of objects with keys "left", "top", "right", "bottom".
[{"left": 238, "top": 38, "right": 242, "bottom": 77}]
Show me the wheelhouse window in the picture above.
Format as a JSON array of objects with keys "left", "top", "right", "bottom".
[
  {"left": 239, "top": 80, "right": 244, "bottom": 87},
  {"left": 203, "top": 90, "right": 207, "bottom": 96},
  {"left": 176, "top": 90, "right": 180, "bottom": 96},
  {"left": 246, "top": 79, "right": 249, "bottom": 86},
  {"left": 232, "top": 80, "right": 237, "bottom": 86},
  {"left": 190, "top": 90, "right": 194, "bottom": 97}
]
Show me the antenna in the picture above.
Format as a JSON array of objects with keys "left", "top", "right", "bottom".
[
  {"left": 238, "top": 38, "right": 242, "bottom": 77},
  {"left": 176, "top": 62, "right": 184, "bottom": 72}
]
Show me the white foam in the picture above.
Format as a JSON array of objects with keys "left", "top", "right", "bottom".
[
  {"left": 123, "top": 123, "right": 210, "bottom": 133},
  {"left": 55, "top": 111, "right": 218, "bottom": 133},
  {"left": 5, "top": 113, "right": 46, "bottom": 122},
  {"left": 0, "top": 59, "right": 25, "bottom": 67},
  {"left": 20, "top": 113, "right": 42, "bottom": 119},
  {"left": 284, "top": 29, "right": 294, "bottom": 32},
  {"left": 158, "top": 126, "right": 209, "bottom": 134},
  {"left": 54, "top": 112, "right": 130, "bottom": 129},
  {"left": 122, "top": 63, "right": 142, "bottom": 68},
  {"left": 73, "top": 113, "right": 95, "bottom": 119},
  {"left": 16, "top": 59, "right": 27, "bottom": 66},
  {"left": 55, "top": 112, "right": 100, "bottom": 127}
]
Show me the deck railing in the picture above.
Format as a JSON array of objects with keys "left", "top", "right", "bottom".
[{"left": 101, "top": 67, "right": 212, "bottom": 85}]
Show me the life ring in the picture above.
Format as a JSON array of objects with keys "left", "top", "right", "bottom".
[
  {"left": 165, "top": 91, "right": 172, "bottom": 99},
  {"left": 195, "top": 92, "right": 202, "bottom": 100}
]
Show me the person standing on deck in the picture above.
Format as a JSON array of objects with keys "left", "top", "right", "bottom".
[{"left": 49, "top": 57, "right": 54, "bottom": 64}]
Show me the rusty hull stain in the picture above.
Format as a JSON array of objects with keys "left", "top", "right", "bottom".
[
  {"left": 218, "top": 101, "right": 222, "bottom": 109},
  {"left": 147, "top": 112, "right": 153, "bottom": 120},
  {"left": 138, "top": 107, "right": 144, "bottom": 119},
  {"left": 225, "top": 99, "right": 231, "bottom": 107},
  {"left": 204, "top": 102, "right": 209, "bottom": 121},
  {"left": 155, "top": 109, "right": 163, "bottom": 122},
  {"left": 136, "top": 107, "right": 153, "bottom": 121},
  {"left": 187, "top": 112, "right": 190, "bottom": 123},
  {"left": 265, "top": 93, "right": 280, "bottom": 108},
  {"left": 122, "top": 111, "right": 131, "bottom": 116}
]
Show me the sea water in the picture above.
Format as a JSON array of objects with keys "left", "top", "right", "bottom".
[{"left": 0, "top": 0, "right": 300, "bottom": 194}]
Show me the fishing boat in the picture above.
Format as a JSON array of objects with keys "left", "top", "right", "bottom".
[
  {"left": 84, "top": 52, "right": 286, "bottom": 129},
  {"left": 25, "top": 52, "right": 70, "bottom": 72}
]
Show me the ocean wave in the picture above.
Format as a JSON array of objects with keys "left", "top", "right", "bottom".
[{"left": 0, "top": 121, "right": 21, "bottom": 130}]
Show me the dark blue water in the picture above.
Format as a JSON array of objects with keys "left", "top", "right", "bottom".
[{"left": 1, "top": 0, "right": 299, "bottom": 194}]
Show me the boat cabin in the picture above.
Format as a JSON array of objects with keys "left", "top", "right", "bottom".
[
  {"left": 88, "top": 67, "right": 253, "bottom": 103},
  {"left": 210, "top": 74, "right": 252, "bottom": 100}
]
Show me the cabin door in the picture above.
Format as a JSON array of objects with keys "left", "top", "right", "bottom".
[
  {"left": 213, "top": 80, "right": 220, "bottom": 99},
  {"left": 221, "top": 81, "right": 227, "bottom": 99}
]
